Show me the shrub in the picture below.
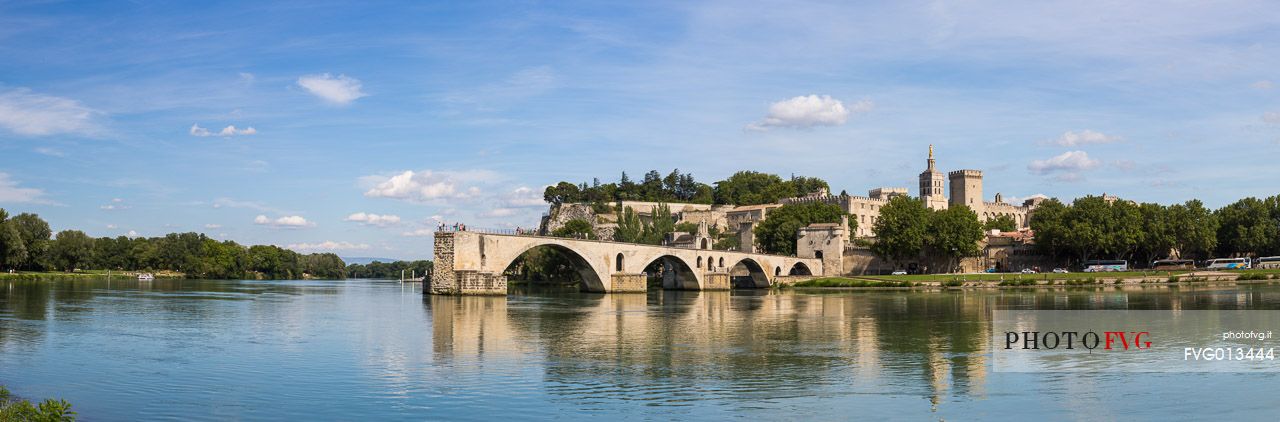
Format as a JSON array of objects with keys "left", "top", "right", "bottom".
[
  {"left": 998, "top": 279, "right": 1036, "bottom": 286},
  {"left": 941, "top": 280, "right": 964, "bottom": 287},
  {"left": 0, "top": 386, "right": 76, "bottom": 421},
  {"left": 1167, "top": 275, "right": 1180, "bottom": 283}
]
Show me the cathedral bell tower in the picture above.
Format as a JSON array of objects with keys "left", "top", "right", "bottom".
[{"left": 918, "top": 145, "right": 948, "bottom": 210}]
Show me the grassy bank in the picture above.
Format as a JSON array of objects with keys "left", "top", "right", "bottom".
[
  {"left": 0, "top": 386, "right": 75, "bottom": 421},
  {"left": 0, "top": 270, "right": 185, "bottom": 281},
  {"left": 792, "top": 277, "right": 917, "bottom": 288}
]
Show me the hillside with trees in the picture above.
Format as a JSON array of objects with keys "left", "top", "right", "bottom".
[{"left": 543, "top": 169, "right": 829, "bottom": 207}]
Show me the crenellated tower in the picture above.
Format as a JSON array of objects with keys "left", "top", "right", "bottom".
[{"left": 948, "top": 169, "right": 984, "bottom": 213}]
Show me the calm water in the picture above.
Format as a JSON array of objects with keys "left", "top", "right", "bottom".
[{"left": 3, "top": 279, "right": 1280, "bottom": 420}]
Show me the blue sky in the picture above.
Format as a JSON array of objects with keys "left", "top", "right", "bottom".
[{"left": 1, "top": 1, "right": 1279, "bottom": 259}]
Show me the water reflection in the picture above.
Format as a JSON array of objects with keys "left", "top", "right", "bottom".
[{"left": 4, "top": 280, "right": 1280, "bottom": 420}]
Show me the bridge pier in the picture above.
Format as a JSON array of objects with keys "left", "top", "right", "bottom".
[{"left": 610, "top": 273, "right": 647, "bottom": 293}]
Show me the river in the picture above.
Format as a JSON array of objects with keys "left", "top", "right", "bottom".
[{"left": 2, "top": 279, "right": 1279, "bottom": 420}]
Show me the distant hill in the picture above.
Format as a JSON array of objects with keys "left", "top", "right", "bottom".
[{"left": 341, "top": 257, "right": 401, "bottom": 265}]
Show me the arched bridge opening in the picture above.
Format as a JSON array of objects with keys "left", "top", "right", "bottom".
[
  {"left": 502, "top": 244, "right": 605, "bottom": 292},
  {"left": 643, "top": 255, "right": 699, "bottom": 290},
  {"left": 730, "top": 258, "right": 770, "bottom": 288}
]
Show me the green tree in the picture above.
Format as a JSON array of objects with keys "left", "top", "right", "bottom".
[
  {"left": 871, "top": 196, "right": 931, "bottom": 264},
  {"left": 787, "top": 176, "right": 830, "bottom": 197},
  {"left": 0, "top": 210, "right": 27, "bottom": 270},
  {"left": 613, "top": 206, "right": 643, "bottom": 243},
  {"left": 1029, "top": 198, "right": 1069, "bottom": 263},
  {"left": 712, "top": 171, "right": 794, "bottom": 205},
  {"left": 982, "top": 215, "right": 1017, "bottom": 232},
  {"left": 640, "top": 203, "right": 675, "bottom": 244},
  {"left": 925, "top": 204, "right": 983, "bottom": 272},
  {"left": 49, "top": 230, "right": 95, "bottom": 272},
  {"left": 1134, "top": 203, "right": 1175, "bottom": 266},
  {"left": 1169, "top": 199, "right": 1218, "bottom": 260},
  {"left": 8, "top": 213, "right": 51, "bottom": 270},
  {"left": 552, "top": 218, "right": 595, "bottom": 239},
  {"left": 543, "top": 181, "right": 582, "bottom": 205},
  {"left": 1215, "top": 197, "right": 1277, "bottom": 257},
  {"left": 752, "top": 202, "right": 851, "bottom": 255}
]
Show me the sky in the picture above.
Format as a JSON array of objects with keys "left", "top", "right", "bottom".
[{"left": 1, "top": 1, "right": 1279, "bottom": 260}]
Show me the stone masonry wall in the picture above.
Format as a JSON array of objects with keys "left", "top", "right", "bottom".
[
  {"left": 430, "top": 232, "right": 457, "bottom": 294},
  {"left": 610, "top": 273, "right": 647, "bottom": 293},
  {"left": 703, "top": 272, "right": 729, "bottom": 290},
  {"left": 455, "top": 270, "right": 507, "bottom": 295}
]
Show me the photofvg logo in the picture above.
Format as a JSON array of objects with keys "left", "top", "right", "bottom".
[
  {"left": 992, "top": 310, "right": 1280, "bottom": 372},
  {"left": 1004, "top": 331, "right": 1151, "bottom": 351}
]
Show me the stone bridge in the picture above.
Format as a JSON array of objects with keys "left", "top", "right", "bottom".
[{"left": 430, "top": 231, "right": 824, "bottom": 295}]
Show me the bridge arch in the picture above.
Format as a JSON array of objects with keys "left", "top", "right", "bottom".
[
  {"left": 789, "top": 262, "right": 813, "bottom": 276},
  {"left": 497, "top": 242, "right": 606, "bottom": 292},
  {"left": 729, "top": 258, "right": 770, "bottom": 288},
  {"left": 644, "top": 255, "right": 700, "bottom": 290}
]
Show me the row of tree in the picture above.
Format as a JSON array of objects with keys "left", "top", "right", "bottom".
[
  {"left": 345, "top": 260, "right": 433, "bottom": 279},
  {"left": 0, "top": 209, "right": 346, "bottom": 279},
  {"left": 543, "top": 170, "right": 829, "bottom": 207},
  {"left": 1031, "top": 195, "right": 1280, "bottom": 265}
]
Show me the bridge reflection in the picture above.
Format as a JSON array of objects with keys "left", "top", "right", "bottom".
[{"left": 425, "top": 289, "right": 1000, "bottom": 408}]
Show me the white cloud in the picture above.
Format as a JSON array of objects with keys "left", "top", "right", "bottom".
[
  {"left": 401, "top": 228, "right": 435, "bottom": 237},
  {"left": 0, "top": 172, "right": 53, "bottom": 204},
  {"left": 747, "top": 95, "right": 871, "bottom": 130},
  {"left": 106, "top": 224, "right": 117, "bottom": 229},
  {"left": 344, "top": 212, "right": 402, "bottom": 226},
  {"left": 34, "top": 147, "right": 65, "bottom": 157},
  {"left": 254, "top": 214, "right": 315, "bottom": 229},
  {"left": 500, "top": 186, "right": 547, "bottom": 208},
  {"left": 190, "top": 123, "right": 256, "bottom": 137},
  {"left": 0, "top": 88, "right": 101, "bottom": 136},
  {"left": 478, "top": 208, "right": 517, "bottom": 218},
  {"left": 361, "top": 170, "right": 487, "bottom": 202},
  {"left": 297, "top": 73, "right": 367, "bottom": 105},
  {"left": 1027, "top": 151, "right": 1101, "bottom": 176},
  {"left": 204, "top": 223, "right": 222, "bottom": 229},
  {"left": 213, "top": 197, "right": 285, "bottom": 214},
  {"left": 99, "top": 204, "right": 129, "bottom": 210},
  {"left": 1263, "top": 112, "right": 1280, "bottom": 124},
  {"left": 1253, "top": 80, "right": 1274, "bottom": 90},
  {"left": 126, "top": 230, "right": 139, "bottom": 238},
  {"left": 286, "top": 241, "right": 370, "bottom": 252},
  {"left": 1046, "top": 130, "right": 1121, "bottom": 147}
]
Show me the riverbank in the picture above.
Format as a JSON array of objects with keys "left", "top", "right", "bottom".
[
  {"left": 788, "top": 270, "right": 1280, "bottom": 289},
  {"left": 0, "top": 386, "right": 75, "bottom": 421},
  {"left": 0, "top": 270, "right": 185, "bottom": 281}
]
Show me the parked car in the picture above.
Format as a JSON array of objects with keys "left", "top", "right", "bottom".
[
  {"left": 1052, "top": 268, "right": 1069, "bottom": 274},
  {"left": 1020, "top": 268, "right": 1038, "bottom": 274},
  {"left": 891, "top": 270, "right": 909, "bottom": 275}
]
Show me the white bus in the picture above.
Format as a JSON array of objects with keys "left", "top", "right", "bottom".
[
  {"left": 1255, "top": 256, "right": 1280, "bottom": 269},
  {"left": 1206, "top": 258, "right": 1252, "bottom": 270},
  {"left": 1083, "top": 260, "right": 1128, "bottom": 272}
]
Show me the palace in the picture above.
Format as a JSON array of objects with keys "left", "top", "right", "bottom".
[{"left": 759, "top": 146, "right": 1041, "bottom": 240}]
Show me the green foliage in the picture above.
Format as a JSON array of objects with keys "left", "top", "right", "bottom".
[
  {"left": 1029, "top": 196, "right": 1217, "bottom": 267},
  {"left": 0, "top": 386, "right": 76, "bottom": 421},
  {"left": 613, "top": 207, "right": 643, "bottom": 243},
  {"left": 545, "top": 169, "right": 714, "bottom": 205},
  {"left": 713, "top": 235, "right": 740, "bottom": 251},
  {"left": 640, "top": 203, "right": 675, "bottom": 245},
  {"left": 941, "top": 279, "right": 965, "bottom": 287},
  {"left": 1215, "top": 196, "right": 1279, "bottom": 257},
  {"left": 552, "top": 218, "right": 595, "bottom": 239},
  {"left": 504, "top": 247, "right": 582, "bottom": 285},
  {"left": 49, "top": 230, "right": 94, "bottom": 272},
  {"left": 1170, "top": 200, "right": 1218, "bottom": 261},
  {"left": 0, "top": 210, "right": 27, "bottom": 271},
  {"left": 926, "top": 204, "right": 984, "bottom": 272},
  {"left": 870, "top": 196, "right": 931, "bottom": 263},
  {"left": 8, "top": 212, "right": 51, "bottom": 270},
  {"left": 982, "top": 214, "right": 1017, "bottom": 232},
  {"left": 346, "top": 260, "right": 432, "bottom": 279},
  {"left": 752, "top": 202, "right": 852, "bottom": 255},
  {"left": 998, "top": 279, "right": 1037, "bottom": 286},
  {"left": 713, "top": 171, "right": 827, "bottom": 206}
]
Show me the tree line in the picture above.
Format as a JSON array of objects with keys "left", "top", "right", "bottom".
[
  {"left": 0, "top": 209, "right": 346, "bottom": 279},
  {"left": 543, "top": 169, "right": 829, "bottom": 207},
  {"left": 345, "top": 260, "right": 433, "bottom": 279},
  {"left": 1031, "top": 195, "right": 1280, "bottom": 266}
]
